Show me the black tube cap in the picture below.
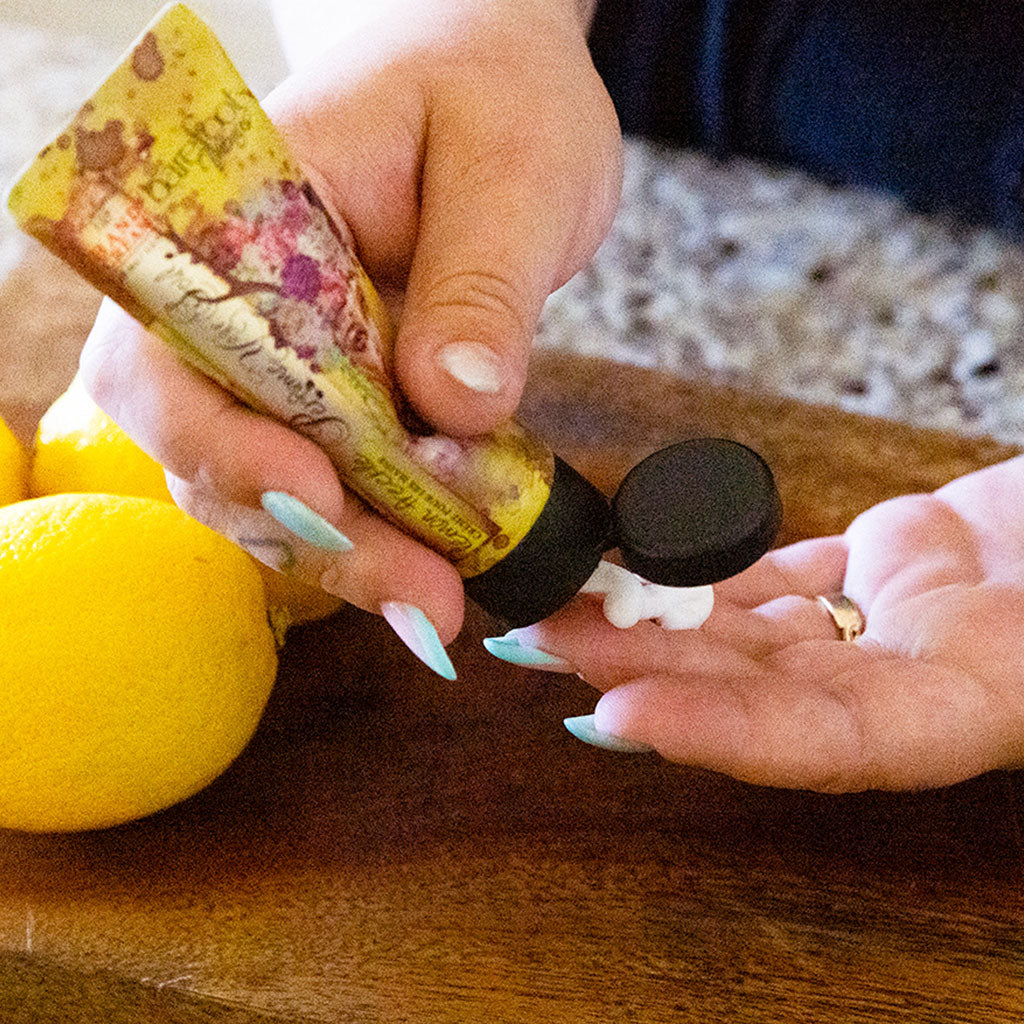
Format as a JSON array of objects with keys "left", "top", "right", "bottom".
[
  {"left": 612, "top": 439, "right": 782, "bottom": 587},
  {"left": 463, "top": 455, "right": 613, "bottom": 628}
]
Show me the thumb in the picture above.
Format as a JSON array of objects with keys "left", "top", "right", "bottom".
[{"left": 394, "top": 108, "right": 588, "bottom": 437}]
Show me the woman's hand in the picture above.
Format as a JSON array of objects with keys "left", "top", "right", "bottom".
[
  {"left": 78, "top": 0, "right": 622, "bottom": 668},
  {"left": 492, "top": 456, "right": 1024, "bottom": 791}
]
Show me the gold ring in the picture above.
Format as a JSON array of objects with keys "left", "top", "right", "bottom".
[{"left": 816, "top": 593, "right": 866, "bottom": 641}]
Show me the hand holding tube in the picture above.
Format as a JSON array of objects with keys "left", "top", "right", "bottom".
[{"left": 67, "top": 0, "right": 621, "bottom": 660}]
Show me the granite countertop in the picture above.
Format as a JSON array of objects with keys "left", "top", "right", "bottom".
[{"left": 4, "top": 18, "right": 1024, "bottom": 446}]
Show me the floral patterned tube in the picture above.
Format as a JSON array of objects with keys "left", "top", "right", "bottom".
[{"left": 7, "top": 3, "right": 562, "bottom": 584}]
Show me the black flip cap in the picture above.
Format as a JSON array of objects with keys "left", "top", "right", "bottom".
[{"left": 611, "top": 439, "right": 782, "bottom": 587}]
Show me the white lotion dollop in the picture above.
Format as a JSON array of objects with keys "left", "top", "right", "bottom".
[{"left": 579, "top": 560, "right": 714, "bottom": 630}]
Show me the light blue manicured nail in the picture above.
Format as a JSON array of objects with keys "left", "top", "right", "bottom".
[
  {"left": 261, "top": 491, "right": 354, "bottom": 552},
  {"left": 564, "top": 714, "right": 654, "bottom": 754},
  {"left": 483, "top": 636, "right": 575, "bottom": 671},
  {"left": 380, "top": 601, "right": 457, "bottom": 681}
]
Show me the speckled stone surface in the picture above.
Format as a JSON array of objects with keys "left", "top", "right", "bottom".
[
  {"left": 538, "top": 143, "right": 1024, "bottom": 445},
  {"left": 4, "top": 19, "right": 1024, "bottom": 444}
]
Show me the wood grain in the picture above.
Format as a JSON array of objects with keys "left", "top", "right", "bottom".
[
  {"left": 5, "top": 611, "right": 1024, "bottom": 1023},
  {"left": 518, "top": 352, "right": 1022, "bottom": 545},
  {"left": 2, "top": 256, "right": 1024, "bottom": 1022},
  {"left": 0, "top": 953, "right": 300, "bottom": 1023}
]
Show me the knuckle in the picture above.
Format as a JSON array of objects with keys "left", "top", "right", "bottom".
[
  {"left": 167, "top": 405, "right": 233, "bottom": 492},
  {"left": 317, "top": 559, "right": 351, "bottom": 599},
  {"left": 422, "top": 268, "right": 531, "bottom": 338},
  {"left": 853, "top": 492, "right": 937, "bottom": 530},
  {"left": 165, "top": 474, "right": 223, "bottom": 533},
  {"left": 167, "top": 474, "right": 292, "bottom": 574}
]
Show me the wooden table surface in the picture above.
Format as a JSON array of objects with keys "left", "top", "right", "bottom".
[{"left": 2, "top": 247, "right": 1024, "bottom": 1023}]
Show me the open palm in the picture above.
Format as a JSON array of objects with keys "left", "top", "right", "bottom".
[{"left": 514, "top": 455, "right": 1024, "bottom": 791}]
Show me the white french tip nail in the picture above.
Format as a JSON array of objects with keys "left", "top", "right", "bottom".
[{"left": 437, "top": 342, "right": 503, "bottom": 393}]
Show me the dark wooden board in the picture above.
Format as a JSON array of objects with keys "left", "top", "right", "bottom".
[{"left": 2, "top": 242, "right": 1023, "bottom": 1022}]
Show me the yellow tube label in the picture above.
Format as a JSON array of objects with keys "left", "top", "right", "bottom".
[{"left": 6, "top": 3, "right": 552, "bottom": 577}]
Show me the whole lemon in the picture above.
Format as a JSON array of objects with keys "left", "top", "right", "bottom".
[
  {"left": 0, "top": 493, "right": 277, "bottom": 832},
  {"left": 31, "top": 377, "right": 343, "bottom": 627},
  {"left": 29, "top": 374, "right": 171, "bottom": 501},
  {"left": 0, "top": 414, "right": 28, "bottom": 506}
]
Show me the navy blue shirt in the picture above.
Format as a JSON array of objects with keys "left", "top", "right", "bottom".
[{"left": 589, "top": 0, "right": 1024, "bottom": 233}]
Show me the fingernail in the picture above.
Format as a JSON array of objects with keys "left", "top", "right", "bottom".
[
  {"left": 260, "top": 491, "right": 354, "bottom": 552},
  {"left": 483, "top": 636, "right": 575, "bottom": 672},
  {"left": 563, "top": 714, "right": 654, "bottom": 754},
  {"left": 380, "top": 601, "right": 457, "bottom": 681},
  {"left": 437, "top": 342, "right": 502, "bottom": 393}
]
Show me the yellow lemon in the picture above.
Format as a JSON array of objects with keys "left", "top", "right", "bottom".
[
  {"left": 0, "top": 414, "right": 28, "bottom": 506},
  {"left": 0, "top": 493, "right": 277, "bottom": 832},
  {"left": 29, "top": 374, "right": 171, "bottom": 501},
  {"left": 30, "top": 376, "right": 343, "bottom": 626}
]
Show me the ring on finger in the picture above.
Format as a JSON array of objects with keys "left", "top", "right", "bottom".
[{"left": 816, "top": 593, "right": 866, "bottom": 642}]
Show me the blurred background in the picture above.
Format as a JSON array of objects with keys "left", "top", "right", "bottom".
[
  {"left": 2, "top": 0, "right": 285, "bottom": 85},
  {"left": 3, "top": 0, "right": 1024, "bottom": 445}
]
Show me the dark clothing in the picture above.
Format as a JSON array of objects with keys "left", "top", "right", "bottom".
[{"left": 588, "top": 0, "right": 1024, "bottom": 234}]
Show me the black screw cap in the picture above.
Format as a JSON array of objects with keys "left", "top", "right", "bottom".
[{"left": 611, "top": 438, "right": 782, "bottom": 587}]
